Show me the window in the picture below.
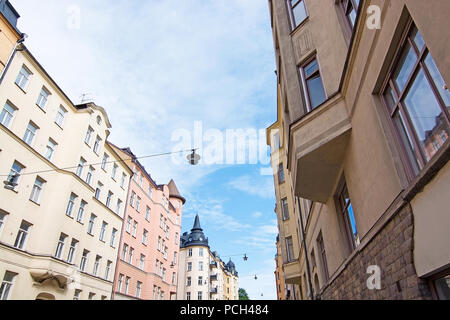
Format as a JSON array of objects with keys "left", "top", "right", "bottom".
[
  {"left": 14, "top": 220, "right": 32, "bottom": 250},
  {"left": 86, "top": 166, "right": 94, "bottom": 185},
  {"left": 187, "top": 262, "right": 192, "bottom": 272},
  {"left": 198, "top": 291, "right": 203, "bottom": 300},
  {"left": 317, "top": 232, "right": 329, "bottom": 281},
  {"left": 159, "top": 214, "right": 163, "bottom": 228},
  {"left": 300, "top": 58, "right": 326, "bottom": 111},
  {"left": 136, "top": 197, "right": 141, "bottom": 212},
  {"left": 55, "top": 106, "right": 67, "bottom": 128},
  {"left": 142, "top": 229, "right": 148, "bottom": 245},
  {"left": 101, "top": 153, "right": 109, "bottom": 170},
  {"left": 199, "top": 248, "right": 203, "bottom": 257},
  {"left": 432, "top": 271, "right": 450, "bottom": 300},
  {"left": 76, "top": 158, "right": 86, "bottom": 177},
  {"left": 162, "top": 268, "right": 166, "bottom": 281},
  {"left": 65, "top": 193, "right": 77, "bottom": 217},
  {"left": 187, "top": 277, "right": 192, "bottom": 286},
  {"left": 0, "top": 102, "right": 16, "bottom": 128},
  {"left": 310, "top": 248, "right": 317, "bottom": 269},
  {"left": 0, "top": 212, "right": 6, "bottom": 235},
  {"left": 287, "top": 0, "right": 307, "bottom": 29},
  {"left": 337, "top": 181, "right": 360, "bottom": 250},
  {"left": 272, "top": 132, "right": 281, "bottom": 152},
  {"left": 340, "top": 0, "right": 360, "bottom": 29},
  {"left": 80, "top": 250, "right": 89, "bottom": 272},
  {"left": 55, "top": 233, "right": 67, "bottom": 259},
  {"left": 139, "top": 174, "right": 143, "bottom": 187},
  {"left": 122, "top": 244, "right": 128, "bottom": 260},
  {"left": 173, "top": 252, "right": 177, "bottom": 264},
  {"left": 23, "top": 121, "right": 38, "bottom": 146},
  {"left": 198, "top": 276, "right": 203, "bottom": 286},
  {"left": 6, "top": 161, "right": 23, "bottom": 190},
  {"left": 285, "top": 236, "right": 295, "bottom": 262},
  {"left": 116, "top": 199, "right": 122, "bottom": 215},
  {"left": 88, "top": 214, "right": 96, "bottom": 235},
  {"left": 188, "top": 248, "right": 193, "bottom": 257},
  {"left": 95, "top": 182, "right": 102, "bottom": 200},
  {"left": 36, "top": 87, "right": 50, "bottom": 110},
  {"left": 281, "top": 198, "right": 289, "bottom": 220},
  {"left": 132, "top": 221, "right": 137, "bottom": 237},
  {"left": 186, "top": 292, "right": 191, "bottom": 300},
  {"left": 106, "top": 191, "right": 113, "bottom": 208},
  {"left": 100, "top": 221, "right": 107, "bottom": 241},
  {"left": 278, "top": 163, "right": 285, "bottom": 183},
  {"left": 29, "top": 177, "right": 45, "bottom": 204},
  {"left": 15, "top": 65, "right": 31, "bottom": 90},
  {"left": 128, "top": 247, "right": 134, "bottom": 264},
  {"left": 45, "top": 138, "right": 57, "bottom": 161},
  {"left": 67, "top": 238, "right": 78, "bottom": 264},
  {"left": 125, "top": 277, "right": 130, "bottom": 294},
  {"left": 136, "top": 281, "right": 142, "bottom": 298},
  {"left": 145, "top": 206, "right": 150, "bottom": 221},
  {"left": 148, "top": 186, "right": 153, "bottom": 199},
  {"left": 76, "top": 200, "right": 86, "bottom": 223},
  {"left": 0, "top": 271, "right": 17, "bottom": 300},
  {"left": 382, "top": 24, "right": 450, "bottom": 177},
  {"left": 121, "top": 173, "right": 127, "bottom": 189},
  {"left": 93, "top": 255, "right": 101, "bottom": 276},
  {"left": 85, "top": 127, "right": 94, "bottom": 145},
  {"left": 96, "top": 115, "right": 102, "bottom": 125},
  {"left": 73, "top": 289, "right": 82, "bottom": 300},
  {"left": 172, "top": 272, "right": 176, "bottom": 285},
  {"left": 93, "top": 136, "right": 102, "bottom": 154},
  {"left": 199, "top": 261, "right": 203, "bottom": 271},
  {"left": 175, "top": 232, "right": 179, "bottom": 245},
  {"left": 139, "top": 254, "right": 145, "bottom": 270},
  {"left": 88, "top": 292, "right": 95, "bottom": 300},
  {"left": 126, "top": 216, "right": 132, "bottom": 233},
  {"left": 110, "top": 228, "right": 117, "bottom": 247},
  {"left": 155, "top": 260, "right": 159, "bottom": 273},
  {"left": 118, "top": 274, "right": 123, "bottom": 292},
  {"left": 130, "top": 192, "right": 136, "bottom": 207},
  {"left": 112, "top": 164, "right": 118, "bottom": 180}
]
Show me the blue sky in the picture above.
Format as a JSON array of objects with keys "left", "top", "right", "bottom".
[{"left": 12, "top": 0, "right": 278, "bottom": 299}]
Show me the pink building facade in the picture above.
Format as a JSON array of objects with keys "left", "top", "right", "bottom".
[{"left": 110, "top": 146, "right": 185, "bottom": 300}]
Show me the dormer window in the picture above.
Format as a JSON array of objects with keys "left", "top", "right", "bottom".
[{"left": 96, "top": 115, "right": 102, "bottom": 125}]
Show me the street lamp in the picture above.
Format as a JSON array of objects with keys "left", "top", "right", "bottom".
[
  {"left": 187, "top": 149, "right": 201, "bottom": 165},
  {"left": 243, "top": 254, "right": 248, "bottom": 261},
  {"left": 254, "top": 275, "right": 258, "bottom": 280}
]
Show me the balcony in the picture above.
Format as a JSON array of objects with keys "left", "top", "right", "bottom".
[
  {"left": 290, "top": 95, "right": 351, "bottom": 203},
  {"left": 283, "top": 260, "right": 302, "bottom": 285},
  {"left": 210, "top": 261, "right": 217, "bottom": 268},
  {"left": 210, "top": 287, "right": 218, "bottom": 294},
  {"left": 210, "top": 274, "right": 218, "bottom": 281}
]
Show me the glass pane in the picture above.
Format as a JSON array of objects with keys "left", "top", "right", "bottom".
[
  {"left": 424, "top": 53, "right": 450, "bottom": 107},
  {"left": 404, "top": 68, "right": 449, "bottom": 161},
  {"left": 393, "top": 111, "right": 421, "bottom": 174},
  {"left": 304, "top": 60, "right": 318, "bottom": 77},
  {"left": 292, "top": 1, "right": 307, "bottom": 27},
  {"left": 411, "top": 27, "right": 425, "bottom": 53},
  {"left": 384, "top": 87, "right": 398, "bottom": 114},
  {"left": 307, "top": 74, "right": 326, "bottom": 109},
  {"left": 346, "top": 202, "right": 360, "bottom": 247},
  {"left": 435, "top": 275, "right": 450, "bottom": 300},
  {"left": 348, "top": 10, "right": 357, "bottom": 28},
  {"left": 393, "top": 43, "right": 418, "bottom": 93}
]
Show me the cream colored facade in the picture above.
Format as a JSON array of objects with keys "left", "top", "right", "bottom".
[
  {"left": 0, "top": 46, "right": 132, "bottom": 300},
  {"left": 0, "top": 0, "right": 21, "bottom": 76}
]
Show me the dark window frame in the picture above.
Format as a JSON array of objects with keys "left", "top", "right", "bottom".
[
  {"left": 335, "top": 177, "right": 359, "bottom": 253},
  {"left": 339, "top": 0, "right": 360, "bottom": 31},
  {"left": 317, "top": 231, "right": 330, "bottom": 282},
  {"left": 299, "top": 55, "right": 327, "bottom": 112},
  {"left": 286, "top": 0, "right": 308, "bottom": 31},
  {"left": 380, "top": 20, "right": 450, "bottom": 182}
]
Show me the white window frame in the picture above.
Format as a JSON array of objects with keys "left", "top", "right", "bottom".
[
  {"left": 29, "top": 177, "right": 45, "bottom": 204},
  {"left": 0, "top": 101, "right": 17, "bottom": 128},
  {"left": 15, "top": 65, "right": 32, "bottom": 91}
]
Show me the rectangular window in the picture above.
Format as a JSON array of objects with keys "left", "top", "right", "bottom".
[
  {"left": 95, "top": 182, "right": 102, "bottom": 200},
  {"left": 199, "top": 261, "right": 203, "bottom": 271},
  {"left": 0, "top": 271, "right": 17, "bottom": 300},
  {"left": 80, "top": 250, "right": 89, "bottom": 272},
  {"left": 122, "top": 244, "right": 128, "bottom": 261},
  {"left": 136, "top": 281, "right": 142, "bottom": 298},
  {"left": 15, "top": 65, "right": 31, "bottom": 90},
  {"left": 45, "top": 138, "right": 57, "bottom": 161},
  {"left": 106, "top": 191, "right": 113, "bottom": 208},
  {"left": 317, "top": 232, "right": 329, "bottom": 281},
  {"left": 287, "top": 0, "right": 307, "bottom": 29},
  {"left": 145, "top": 206, "right": 150, "bottom": 221},
  {"left": 101, "top": 153, "right": 109, "bottom": 170},
  {"left": 73, "top": 289, "right": 82, "bottom": 300},
  {"left": 23, "top": 121, "right": 38, "bottom": 146},
  {"left": 86, "top": 166, "right": 94, "bottom": 185},
  {"left": 142, "top": 229, "right": 148, "bottom": 245},
  {"left": 29, "top": 177, "right": 45, "bottom": 204},
  {"left": 66, "top": 193, "right": 77, "bottom": 217},
  {"left": 112, "top": 164, "right": 118, "bottom": 180},
  {"left": 116, "top": 199, "right": 122, "bottom": 215},
  {"left": 76, "top": 158, "right": 86, "bottom": 177},
  {"left": 340, "top": 0, "right": 360, "bottom": 29},
  {"left": 132, "top": 221, "right": 137, "bottom": 237},
  {"left": 382, "top": 24, "right": 450, "bottom": 178},
  {"left": 0, "top": 101, "right": 17, "bottom": 128},
  {"left": 105, "top": 260, "right": 112, "bottom": 279},
  {"left": 93, "top": 255, "right": 101, "bottom": 276},
  {"left": 88, "top": 292, "right": 95, "bottom": 300},
  {"left": 187, "top": 277, "right": 191, "bottom": 286},
  {"left": 6, "top": 161, "right": 24, "bottom": 190},
  {"left": 76, "top": 200, "right": 86, "bottom": 223},
  {"left": 85, "top": 127, "right": 94, "bottom": 145},
  {"left": 0, "top": 212, "right": 6, "bottom": 235},
  {"left": 121, "top": 173, "right": 127, "bottom": 189},
  {"left": 55, "top": 106, "right": 67, "bottom": 128},
  {"left": 88, "top": 214, "right": 96, "bottom": 235},
  {"left": 337, "top": 181, "right": 360, "bottom": 250},
  {"left": 188, "top": 248, "right": 192, "bottom": 257},
  {"left": 186, "top": 292, "right": 191, "bottom": 300},
  {"left": 199, "top": 248, "right": 203, "bottom": 257},
  {"left": 125, "top": 277, "right": 130, "bottom": 294},
  {"left": 128, "top": 247, "right": 134, "bottom": 264},
  {"left": 198, "top": 276, "right": 203, "bottom": 286},
  {"left": 36, "top": 87, "right": 50, "bottom": 110},
  {"left": 126, "top": 217, "right": 132, "bottom": 233},
  {"left": 285, "top": 236, "right": 295, "bottom": 262},
  {"left": 55, "top": 233, "right": 67, "bottom": 259},
  {"left": 110, "top": 228, "right": 117, "bottom": 247},
  {"left": 100, "top": 221, "right": 107, "bottom": 241},
  {"left": 136, "top": 197, "right": 141, "bottom": 212},
  {"left": 278, "top": 163, "right": 285, "bottom": 183},
  {"left": 187, "top": 262, "right": 192, "bottom": 272},
  {"left": 67, "top": 238, "right": 78, "bottom": 264},
  {"left": 198, "top": 291, "right": 203, "bottom": 300},
  {"left": 93, "top": 136, "right": 101, "bottom": 154},
  {"left": 139, "top": 254, "right": 145, "bottom": 270},
  {"left": 130, "top": 192, "right": 136, "bottom": 207},
  {"left": 300, "top": 57, "right": 326, "bottom": 111},
  {"left": 281, "top": 198, "right": 289, "bottom": 220},
  {"left": 118, "top": 274, "right": 123, "bottom": 292}
]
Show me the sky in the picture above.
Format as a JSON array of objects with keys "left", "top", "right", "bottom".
[{"left": 12, "top": 0, "right": 278, "bottom": 300}]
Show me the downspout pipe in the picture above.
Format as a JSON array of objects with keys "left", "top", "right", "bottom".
[
  {"left": 297, "top": 197, "right": 314, "bottom": 300},
  {"left": 0, "top": 32, "right": 27, "bottom": 85}
]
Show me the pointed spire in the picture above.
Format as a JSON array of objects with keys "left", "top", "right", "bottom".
[{"left": 192, "top": 214, "right": 202, "bottom": 231}]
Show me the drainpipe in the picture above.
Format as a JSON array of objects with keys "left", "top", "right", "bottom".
[
  {"left": 297, "top": 197, "right": 314, "bottom": 300},
  {"left": 0, "top": 33, "right": 27, "bottom": 85}
]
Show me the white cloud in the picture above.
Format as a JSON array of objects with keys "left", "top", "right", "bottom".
[
  {"left": 252, "top": 211, "right": 263, "bottom": 218},
  {"left": 227, "top": 174, "right": 275, "bottom": 199}
]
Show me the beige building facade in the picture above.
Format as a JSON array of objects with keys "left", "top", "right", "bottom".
[
  {"left": 268, "top": 0, "right": 450, "bottom": 299},
  {"left": 0, "top": 45, "right": 132, "bottom": 300}
]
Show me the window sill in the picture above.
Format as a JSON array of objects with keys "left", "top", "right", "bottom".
[
  {"left": 87, "top": 232, "right": 94, "bottom": 237},
  {"left": 15, "top": 82, "right": 27, "bottom": 94},
  {"left": 84, "top": 141, "right": 92, "bottom": 149},
  {"left": 35, "top": 104, "right": 47, "bottom": 113},
  {"left": 54, "top": 122, "right": 64, "bottom": 130},
  {"left": 29, "top": 199, "right": 41, "bottom": 206},
  {"left": 66, "top": 214, "right": 74, "bottom": 220}
]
